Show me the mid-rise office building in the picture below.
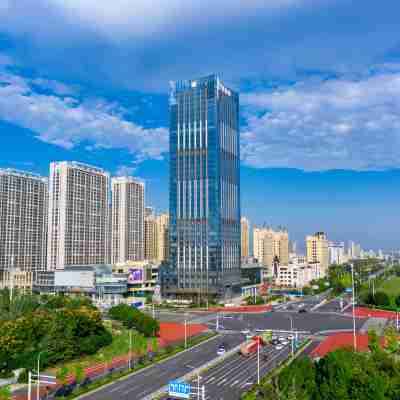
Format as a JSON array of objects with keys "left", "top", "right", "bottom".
[
  {"left": 0, "top": 169, "right": 48, "bottom": 289},
  {"left": 47, "top": 162, "right": 110, "bottom": 270},
  {"left": 306, "top": 232, "right": 329, "bottom": 275},
  {"left": 241, "top": 217, "right": 250, "bottom": 260},
  {"left": 111, "top": 176, "right": 145, "bottom": 264},
  {"left": 166, "top": 75, "right": 241, "bottom": 298}
]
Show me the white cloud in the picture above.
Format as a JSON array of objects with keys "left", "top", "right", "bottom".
[
  {"left": 4, "top": 0, "right": 305, "bottom": 40},
  {"left": 115, "top": 165, "right": 137, "bottom": 177},
  {"left": 0, "top": 67, "right": 168, "bottom": 162},
  {"left": 242, "top": 69, "right": 400, "bottom": 170}
]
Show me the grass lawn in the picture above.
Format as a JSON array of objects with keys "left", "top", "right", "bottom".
[{"left": 378, "top": 276, "right": 400, "bottom": 297}]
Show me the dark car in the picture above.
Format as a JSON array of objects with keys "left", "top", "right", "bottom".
[
  {"left": 298, "top": 308, "right": 307, "bottom": 313},
  {"left": 54, "top": 384, "right": 74, "bottom": 397}
]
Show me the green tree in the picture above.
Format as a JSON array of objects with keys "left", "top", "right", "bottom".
[
  {"left": 56, "top": 366, "right": 69, "bottom": 386},
  {"left": 368, "top": 329, "right": 381, "bottom": 353},
  {"left": 395, "top": 295, "right": 400, "bottom": 308},
  {"left": 373, "top": 291, "right": 390, "bottom": 307},
  {"left": 0, "top": 385, "right": 11, "bottom": 400},
  {"left": 384, "top": 326, "right": 399, "bottom": 354},
  {"left": 74, "top": 365, "right": 85, "bottom": 385}
]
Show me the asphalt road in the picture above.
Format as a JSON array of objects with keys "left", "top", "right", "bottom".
[
  {"left": 79, "top": 333, "right": 244, "bottom": 400},
  {"left": 211, "top": 311, "right": 366, "bottom": 335},
  {"left": 160, "top": 342, "right": 293, "bottom": 400}
]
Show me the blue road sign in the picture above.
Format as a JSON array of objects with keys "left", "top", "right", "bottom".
[
  {"left": 345, "top": 288, "right": 353, "bottom": 294},
  {"left": 168, "top": 380, "right": 191, "bottom": 399}
]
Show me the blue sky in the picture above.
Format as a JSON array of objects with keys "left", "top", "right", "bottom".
[{"left": 0, "top": 1, "right": 400, "bottom": 250}]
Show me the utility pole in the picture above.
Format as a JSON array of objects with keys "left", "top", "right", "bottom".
[
  {"left": 152, "top": 303, "right": 155, "bottom": 319},
  {"left": 216, "top": 313, "right": 219, "bottom": 331},
  {"left": 397, "top": 311, "right": 399, "bottom": 331},
  {"left": 351, "top": 263, "right": 357, "bottom": 351}
]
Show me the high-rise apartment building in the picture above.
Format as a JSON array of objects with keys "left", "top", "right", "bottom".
[
  {"left": 167, "top": 75, "right": 241, "bottom": 298},
  {"left": 261, "top": 228, "right": 289, "bottom": 269},
  {"left": 144, "top": 210, "right": 169, "bottom": 263},
  {"left": 241, "top": 217, "right": 249, "bottom": 260},
  {"left": 47, "top": 162, "right": 110, "bottom": 270},
  {"left": 156, "top": 213, "right": 169, "bottom": 263},
  {"left": 111, "top": 177, "right": 144, "bottom": 264},
  {"left": 253, "top": 227, "right": 265, "bottom": 263},
  {"left": 144, "top": 208, "right": 157, "bottom": 261},
  {"left": 328, "top": 241, "right": 345, "bottom": 265},
  {"left": 253, "top": 227, "right": 289, "bottom": 268},
  {"left": 306, "top": 232, "right": 329, "bottom": 274},
  {"left": 0, "top": 169, "right": 48, "bottom": 289}
]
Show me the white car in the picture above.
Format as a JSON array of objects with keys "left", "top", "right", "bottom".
[
  {"left": 287, "top": 335, "right": 295, "bottom": 340},
  {"left": 280, "top": 340, "right": 289, "bottom": 346},
  {"left": 241, "top": 329, "right": 250, "bottom": 335},
  {"left": 217, "top": 346, "right": 226, "bottom": 356},
  {"left": 275, "top": 345, "right": 284, "bottom": 350},
  {"left": 279, "top": 336, "right": 285, "bottom": 341},
  {"left": 255, "top": 329, "right": 265, "bottom": 333}
]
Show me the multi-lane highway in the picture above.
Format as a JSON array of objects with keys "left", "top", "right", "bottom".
[
  {"left": 160, "top": 341, "right": 293, "bottom": 400},
  {"left": 79, "top": 334, "right": 243, "bottom": 400},
  {"left": 79, "top": 295, "right": 369, "bottom": 400}
]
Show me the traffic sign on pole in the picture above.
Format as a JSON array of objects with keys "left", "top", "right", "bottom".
[{"left": 168, "top": 380, "right": 191, "bottom": 399}]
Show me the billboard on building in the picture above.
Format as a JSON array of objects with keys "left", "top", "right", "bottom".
[
  {"left": 54, "top": 270, "right": 95, "bottom": 288},
  {"left": 127, "top": 268, "right": 143, "bottom": 283}
]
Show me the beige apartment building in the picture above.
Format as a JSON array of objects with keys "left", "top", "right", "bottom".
[
  {"left": 47, "top": 162, "right": 110, "bottom": 270},
  {"left": 111, "top": 177, "right": 145, "bottom": 264},
  {"left": 0, "top": 169, "right": 48, "bottom": 289},
  {"left": 306, "top": 232, "right": 329, "bottom": 275},
  {"left": 253, "top": 226, "right": 289, "bottom": 269},
  {"left": 144, "top": 208, "right": 169, "bottom": 263},
  {"left": 241, "top": 217, "right": 249, "bottom": 259},
  {"left": 156, "top": 213, "right": 169, "bottom": 263}
]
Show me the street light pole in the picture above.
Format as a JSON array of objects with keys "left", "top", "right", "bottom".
[
  {"left": 28, "top": 371, "right": 32, "bottom": 400},
  {"left": 257, "top": 339, "right": 260, "bottom": 385},
  {"left": 289, "top": 316, "right": 294, "bottom": 356},
  {"left": 37, "top": 351, "right": 44, "bottom": 400},
  {"left": 351, "top": 263, "right": 357, "bottom": 351},
  {"left": 128, "top": 330, "right": 132, "bottom": 369},
  {"left": 9, "top": 256, "right": 15, "bottom": 303},
  {"left": 184, "top": 314, "right": 187, "bottom": 349}
]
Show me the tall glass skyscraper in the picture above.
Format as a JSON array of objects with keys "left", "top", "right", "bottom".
[{"left": 166, "top": 75, "right": 241, "bottom": 299}]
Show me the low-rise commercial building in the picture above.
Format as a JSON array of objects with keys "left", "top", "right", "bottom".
[
  {"left": 274, "top": 261, "right": 323, "bottom": 288},
  {"left": 33, "top": 264, "right": 128, "bottom": 305}
]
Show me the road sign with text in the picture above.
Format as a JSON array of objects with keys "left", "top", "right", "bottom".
[{"left": 168, "top": 380, "right": 191, "bottom": 399}]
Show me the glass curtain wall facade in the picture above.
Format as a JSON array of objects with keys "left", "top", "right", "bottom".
[{"left": 168, "top": 75, "right": 241, "bottom": 298}]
